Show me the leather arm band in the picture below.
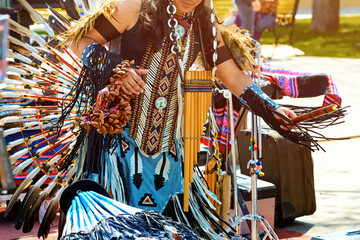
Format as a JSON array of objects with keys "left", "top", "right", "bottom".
[
  {"left": 93, "top": 14, "right": 122, "bottom": 42},
  {"left": 206, "top": 44, "right": 234, "bottom": 67}
]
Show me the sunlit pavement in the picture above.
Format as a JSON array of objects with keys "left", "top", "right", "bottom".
[{"left": 266, "top": 50, "right": 360, "bottom": 239}]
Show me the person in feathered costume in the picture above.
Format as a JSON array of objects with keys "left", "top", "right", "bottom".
[
  {"left": 60, "top": 0, "right": 299, "bottom": 214},
  {"left": 1, "top": 0, "right": 345, "bottom": 239}
]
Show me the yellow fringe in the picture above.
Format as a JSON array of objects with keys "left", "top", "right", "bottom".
[
  {"left": 219, "top": 24, "right": 256, "bottom": 73},
  {"left": 61, "top": 0, "right": 118, "bottom": 46}
]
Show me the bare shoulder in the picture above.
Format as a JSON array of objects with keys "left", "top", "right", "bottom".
[
  {"left": 114, "top": 0, "right": 141, "bottom": 11},
  {"left": 113, "top": 0, "right": 141, "bottom": 30}
]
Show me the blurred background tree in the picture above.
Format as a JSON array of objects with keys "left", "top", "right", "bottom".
[{"left": 312, "top": 0, "right": 340, "bottom": 32}]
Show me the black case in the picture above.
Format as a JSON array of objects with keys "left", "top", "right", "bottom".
[{"left": 237, "top": 129, "right": 316, "bottom": 226}]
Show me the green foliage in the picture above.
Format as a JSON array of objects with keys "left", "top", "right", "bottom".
[{"left": 259, "top": 16, "right": 360, "bottom": 58}]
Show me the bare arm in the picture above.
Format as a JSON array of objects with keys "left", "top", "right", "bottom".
[
  {"left": 214, "top": 28, "right": 297, "bottom": 128},
  {"left": 71, "top": 0, "right": 141, "bottom": 58},
  {"left": 70, "top": 0, "right": 146, "bottom": 96},
  {"left": 214, "top": 29, "right": 254, "bottom": 97}
]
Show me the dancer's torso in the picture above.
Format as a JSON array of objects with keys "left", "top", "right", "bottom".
[{"left": 110, "top": 18, "right": 203, "bottom": 155}]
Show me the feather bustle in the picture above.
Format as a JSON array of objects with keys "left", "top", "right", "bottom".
[
  {"left": 9, "top": 19, "right": 35, "bottom": 38},
  {"left": 15, "top": 0, "right": 46, "bottom": 24},
  {"left": 57, "top": 210, "right": 66, "bottom": 240},
  {"left": 4, "top": 169, "right": 38, "bottom": 217},
  {"left": 46, "top": 3, "right": 71, "bottom": 28},
  {"left": 8, "top": 143, "right": 27, "bottom": 155},
  {"left": 37, "top": 198, "right": 60, "bottom": 239},
  {"left": 14, "top": 185, "right": 41, "bottom": 230},
  {"left": 22, "top": 192, "right": 49, "bottom": 233}
]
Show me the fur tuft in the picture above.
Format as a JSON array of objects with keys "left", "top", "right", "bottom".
[
  {"left": 61, "top": 0, "right": 117, "bottom": 46},
  {"left": 219, "top": 24, "right": 256, "bottom": 73}
]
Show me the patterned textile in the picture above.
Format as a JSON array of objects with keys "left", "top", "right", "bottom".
[
  {"left": 201, "top": 92, "right": 241, "bottom": 153},
  {"left": 116, "top": 128, "right": 183, "bottom": 213},
  {"left": 260, "top": 62, "right": 342, "bottom": 107}
]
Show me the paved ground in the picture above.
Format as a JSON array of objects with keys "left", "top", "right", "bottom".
[{"left": 264, "top": 46, "right": 360, "bottom": 239}]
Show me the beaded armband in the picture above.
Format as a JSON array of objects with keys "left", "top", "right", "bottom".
[{"left": 81, "top": 43, "right": 99, "bottom": 66}]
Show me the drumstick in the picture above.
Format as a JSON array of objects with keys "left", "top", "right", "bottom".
[{"left": 290, "top": 105, "right": 338, "bottom": 123}]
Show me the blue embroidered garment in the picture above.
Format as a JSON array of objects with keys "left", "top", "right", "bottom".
[{"left": 117, "top": 128, "right": 183, "bottom": 213}]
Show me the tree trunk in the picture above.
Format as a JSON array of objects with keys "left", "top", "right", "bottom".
[{"left": 311, "top": 0, "right": 340, "bottom": 32}]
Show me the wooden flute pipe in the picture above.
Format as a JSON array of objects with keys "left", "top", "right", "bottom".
[
  {"left": 188, "top": 93, "right": 194, "bottom": 187},
  {"left": 183, "top": 139, "right": 190, "bottom": 212},
  {"left": 290, "top": 104, "right": 338, "bottom": 123},
  {"left": 183, "top": 91, "right": 192, "bottom": 212}
]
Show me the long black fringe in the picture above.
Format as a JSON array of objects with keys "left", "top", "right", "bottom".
[
  {"left": 282, "top": 104, "right": 348, "bottom": 130},
  {"left": 58, "top": 129, "right": 87, "bottom": 172},
  {"left": 239, "top": 88, "right": 341, "bottom": 151},
  {"left": 54, "top": 44, "right": 124, "bottom": 174},
  {"left": 162, "top": 172, "right": 236, "bottom": 239}
]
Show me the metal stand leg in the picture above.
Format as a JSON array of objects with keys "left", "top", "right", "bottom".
[{"left": 223, "top": 41, "right": 279, "bottom": 240}]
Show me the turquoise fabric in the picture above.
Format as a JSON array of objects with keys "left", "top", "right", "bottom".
[{"left": 117, "top": 128, "right": 183, "bottom": 213}]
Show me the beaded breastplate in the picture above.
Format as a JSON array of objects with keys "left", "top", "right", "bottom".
[{"left": 129, "top": 22, "right": 195, "bottom": 155}]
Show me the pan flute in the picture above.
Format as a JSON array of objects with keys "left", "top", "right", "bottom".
[{"left": 183, "top": 70, "right": 213, "bottom": 211}]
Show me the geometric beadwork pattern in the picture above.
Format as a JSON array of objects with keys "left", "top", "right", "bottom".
[
  {"left": 148, "top": 130, "right": 160, "bottom": 152},
  {"left": 129, "top": 19, "right": 195, "bottom": 155},
  {"left": 153, "top": 110, "right": 163, "bottom": 127},
  {"left": 159, "top": 76, "right": 170, "bottom": 96},
  {"left": 164, "top": 54, "right": 176, "bottom": 74}
]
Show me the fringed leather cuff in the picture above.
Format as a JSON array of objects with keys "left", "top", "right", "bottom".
[
  {"left": 238, "top": 83, "right": 322, "bottom": 151},
  {"left": 239, "top": 83, "right": 280, "bottom": 110}
]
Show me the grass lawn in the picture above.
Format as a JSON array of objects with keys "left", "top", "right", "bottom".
[{"left": 258, "top": 16, "right": 360, "bottom": 58}]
